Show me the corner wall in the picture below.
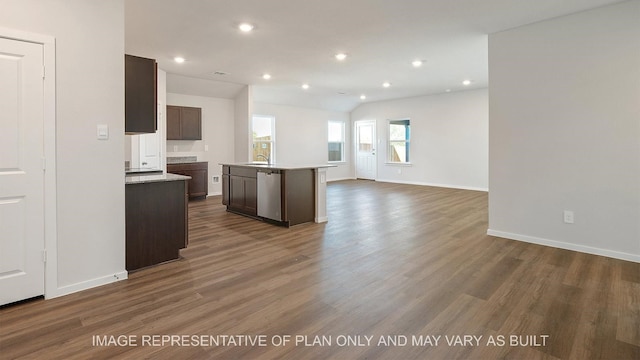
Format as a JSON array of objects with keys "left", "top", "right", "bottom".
[
  {"left": 488, "top": 1, "right": 640, "bottom": 261},
  {"left": 0, "top": 0, "right": 127, "bottom": 295}
]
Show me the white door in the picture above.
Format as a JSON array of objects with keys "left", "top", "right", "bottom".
[
  {"left": 0, "top": 37, "right": 46, "bottom": 306},
  {"left": 355, "top": 120, "right": 377, "bottom": 180}
]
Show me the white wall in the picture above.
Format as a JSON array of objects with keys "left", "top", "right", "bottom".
[
  {"left": 166, "top": 93, "right": 235, "bottom": 195},
  {"left": 1, "top": 1, "right": 127, "bottom": 294},
  {"left": 252, "top": 103, "right": 352, "bottom": 181},
  {"left": 488, "top": 1, "right": 640, "bottom": 262},
  {"left": 350, "top": 89, "right": 489, "bottom": 190},
  {"left": 234, "top": 86, "right": 252, "bottom": 162}
]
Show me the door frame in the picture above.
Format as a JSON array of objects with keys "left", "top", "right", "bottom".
[
  {"left": 1, "top": 27, "right": 58, "bottom": 300},
  {"left": 354, "top": 119, "right": 377, "bottom": 180}
]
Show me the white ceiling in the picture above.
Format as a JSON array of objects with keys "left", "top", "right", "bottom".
[{"left": 125, "top": 0, "right": 625, "bottom": 112}]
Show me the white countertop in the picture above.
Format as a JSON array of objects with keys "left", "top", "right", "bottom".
[
  {"left": 125, "top": 173, "right": 191, "bottom": 184},
  {"left": 220, "top": 163, "right": 336, "bottom": 170}
]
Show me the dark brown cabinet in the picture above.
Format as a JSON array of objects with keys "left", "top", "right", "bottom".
[
  {"left": 167, "top": 162, "right": 208, "bottom": 200},
  {"left": 167, "top": 105, "right": 202, "bottom": 140},
  {"left": 125, "top": 178, "right": 188, "bottom": 271},
  {"left": 125, "top": 54, "right": 157, "bottom": 134},
  {"left": 224, "top": 166, "right": 257, "bottom": 216}
]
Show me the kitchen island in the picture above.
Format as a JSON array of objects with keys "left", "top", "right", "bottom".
[{"left": 221, "top": 163, "right": 334, "bottom": 226}]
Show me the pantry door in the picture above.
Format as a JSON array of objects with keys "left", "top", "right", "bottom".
[{"left": 0, "top": 36, "right": 46, "bottom": 306}]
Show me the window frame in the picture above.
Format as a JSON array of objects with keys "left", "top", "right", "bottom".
[
  {"left": 251, "top": 114, "right": 276, "bottom": 163},
  {"left": 386, "top": 118, "right": 411, "bottom": 165},
  {"left": 327, "top": 120, "right": 346, "bottom": 163}
]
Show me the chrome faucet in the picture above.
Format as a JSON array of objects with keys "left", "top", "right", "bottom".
[{"left": 256, "top": 154, "right": 271, "bottom": 164}]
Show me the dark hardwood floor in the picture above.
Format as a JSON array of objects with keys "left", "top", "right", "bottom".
[{"left": 1, "top": 180, "right": 638, "bottom": 359}]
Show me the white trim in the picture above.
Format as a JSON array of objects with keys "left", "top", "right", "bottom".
[
  {"left": 0, "top": 28, "right": 61, "bottom": 301},
  {"left": 314, "top": 168, "right": 328, "bottom": 223},
  {"left": 47, "top": 271, "right": 129, "bottom": 299},
  {"left": 487, "top": 229, "right": 640, "bottom": 263},
  {"left": 384, "top": 162, "right": 412, "bottom": 167},
  {"left": 376, "top": 178, "right": 488, "bottom": 192},
  {"left": 327, "top": 177, "right": 356, "bottom": 182}
]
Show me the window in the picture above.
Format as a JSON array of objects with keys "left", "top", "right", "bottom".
[
  {"left": 252, "top": 115, "right": 275, "bottom": 163},
  {"left": 388, "top": 119, "right": 410, "bottom": 163},
  {"left": 328, "top": 121, "right": 345, "bottom": 162}
]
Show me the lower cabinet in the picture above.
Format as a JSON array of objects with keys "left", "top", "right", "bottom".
[
  {"left": 125, "top": 179, "right": 188, "bottom": 271},
  {"left": 223, "top": 166, "right": 257, "bottom": 216},
  {"left": 167, "top": 162, "right": 208, "bottom": 199}
]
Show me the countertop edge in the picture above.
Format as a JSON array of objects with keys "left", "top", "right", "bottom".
[
  {"left": 125, "top": 173, "right": 191, "bottom": 185},
  {"left": 219, "top": 163, "right": 337, "bottom": 170}
]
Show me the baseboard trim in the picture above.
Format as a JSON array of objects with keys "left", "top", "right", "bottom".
[
  {"left": 46, "top": 271, "right": 128, "bottom": 300},
  {"left": 315, "top": 216, "right": 328, "bottom": 223},
  {"left": 327, "top": 177, "right": 356, "bottom": 182},
  {"left": 376, "top": 178, "right": 488, "bottom": 192},
  {"left": 487, "top": 229, "right": 639, "bottom": 263}
]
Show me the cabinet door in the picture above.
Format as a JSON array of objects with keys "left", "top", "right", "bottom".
[
  {"left": 181, "top": 107, "right": 202, "bottom": 140},
  {"left": 125, "top": 55, "right": 157, "bottom": 133},
  {"left": 222, "top": 174, "right": 229, "bottom": 205},
  {"left": 244, "top": 177, "right": 257, "bottom": 215},
  {"left": 166, "top": 105, "right": 181, "bottom": 140},
  {"left": 229, "top": 176, "right": 245, "bottom": 210},
  {"left": 189, "top": 169, "right": 208, "bottom": 198}
]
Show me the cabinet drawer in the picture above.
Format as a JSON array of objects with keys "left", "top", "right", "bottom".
[{"left": 230, "top": 167, "right": 257, "bottom": 178}]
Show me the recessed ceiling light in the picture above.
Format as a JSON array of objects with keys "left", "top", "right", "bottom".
[
  {"left": 462, "top": 79, "right": 472, "bottom": 86},
  {"left": 445, "top": 89, "right": 451, "bottom": 92},
  {"left": 411, "top": 60, "right": 424, "bottom": 67},
  {"left": 262, "top": 73, "right": 271, "bottom": 80},
  {"left": 239, "top": 23, "right": 254, "bottom": 32},
  {"left": 382, "top": 82, "right": 391, "bottom": 88},
  {"left": 174, "top": 57, "right": 185, "bottom": 63},
  {"left": 335, "top": 53, "right": 347, "bottom": 61},
  {"left": 302, "top": 84, "right": 310, "bottom": 90},
  {"left": 360, "top": 94, "right": 366, "bottom": 100}
]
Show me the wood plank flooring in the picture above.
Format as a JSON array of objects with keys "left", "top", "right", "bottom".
[{"left": 1, "top": 180, "right": 638, "bottom": 359}]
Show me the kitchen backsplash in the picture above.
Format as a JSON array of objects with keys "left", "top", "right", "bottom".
[{"left": 167, "top": 156, "right": 198, "bottom": 164}]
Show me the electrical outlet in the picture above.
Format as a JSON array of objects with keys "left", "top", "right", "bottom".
[
  {"left": 397, "top": 168, "right": 402, "bottom": 174},
  {"left": 563, "top": 210, "right": 574, "bottom": 224},
  {"left": 173, "top": 145, "right": 178, "bottom": 152}
]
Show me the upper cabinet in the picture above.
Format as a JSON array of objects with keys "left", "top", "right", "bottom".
[
  {"left": 167, "top": 105, "right": 202, "bottom": 140},
  {"left": 125, "top": 54, "right": 157, "bottom": 134}
]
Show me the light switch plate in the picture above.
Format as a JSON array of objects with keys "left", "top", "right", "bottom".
[{"left": 97, "top": 124, "right": 109, "bottom": 140}]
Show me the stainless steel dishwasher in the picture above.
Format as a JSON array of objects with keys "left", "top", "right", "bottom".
[{"left": 257, "top": 169, "right": 282, "bottom": 221}]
